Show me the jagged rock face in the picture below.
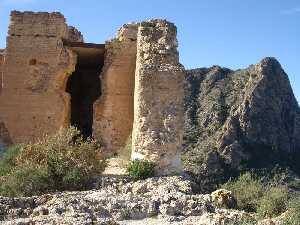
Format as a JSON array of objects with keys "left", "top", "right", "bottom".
[{"left": 183, "top": 58, "right": 300, "bottom": 183}]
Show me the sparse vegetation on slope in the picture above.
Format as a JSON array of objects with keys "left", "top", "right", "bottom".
[
  {"left": 0, "top": 127, "right": 106, "bottom": 197},
  {"left": 222, "top": 172, "right": 265, "bottom": 212},
  {"left": 280, "top": 197, "right": 300, "bottom": 225},
  {"left": 222, "top": 169, "right": 299, "bottom": 219}
]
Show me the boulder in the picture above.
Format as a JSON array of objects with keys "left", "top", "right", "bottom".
[{"left": 211, "top": 189, "right": 237, "bottom": 209}]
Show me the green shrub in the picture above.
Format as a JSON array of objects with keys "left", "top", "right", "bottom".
[
  {"left": 0, "top": 127, "right": 106, "bottom": 197},
  {"left": 257, "top": 186, "right": 289, "bottom": 218},
  {"left": 222, "top": 171, "right": 293, "bottom": 219},
  {"left": 127, "top": 159, "right": 155, "bottom": 180},
  {"left": 0, "top": 164, "right": 51, "bottom": 197},
  {"left": 280, "top": 197, "right": 300, "bottom": 225},
  {"left": 222, "top": 172, "right": 265, "bottom": 212},
  {"left": 0, "top": 145, "right": 22, "bottom": 176}
]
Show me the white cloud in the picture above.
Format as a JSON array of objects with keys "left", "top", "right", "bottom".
[{"left": 281, "top": 7, "right": 300, "bottom": 15}]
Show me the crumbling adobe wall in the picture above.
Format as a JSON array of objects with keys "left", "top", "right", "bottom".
[
  {"left": 93, "top": 24, "right": 138, "bottom": 155},
  {"left": 0, "top": 50, "right": 4, "bottom": 94},
  {"left": 131, "top": 20, "right": 185, "bottom": 175},
  {"left": 0, "top": 51, "right": 11, "bottom": 148},
  {"left": 67, "top": 26, "right": 84, "bottom": 42},
  {"left": 0, "top": 12, "right": 186, "bottom": 175},
  {"left": 0, "top": 11, "right": 81, "bottom": 144}
]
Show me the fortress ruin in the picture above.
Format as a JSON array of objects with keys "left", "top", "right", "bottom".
[{"left": 0, "top": 11, "right": 185, "bottom": 175}]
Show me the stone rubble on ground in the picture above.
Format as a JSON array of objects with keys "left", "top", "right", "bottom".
[{"left": 0, "top": 176, "right": 283, "bottom": 225}]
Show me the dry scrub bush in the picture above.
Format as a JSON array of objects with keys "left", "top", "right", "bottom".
[
  {"left": 222, "top": 171, "right": 293, "bottom": 219},
  {"left": 0, "top": 127, "right": 106, "bottom": 197},
  {"left": 257, "top": 186, "right": 289, "bottom": 218},
  {"left": 280, "top": 197, "right": 300, "bottom": 225},
  {"left": 222, "top": 172, "right": 265, "bottom": 212}
]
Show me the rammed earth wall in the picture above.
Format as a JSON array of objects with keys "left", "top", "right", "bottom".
[{"left": 0, "top": 12, "right": 185, "bottom": 174}]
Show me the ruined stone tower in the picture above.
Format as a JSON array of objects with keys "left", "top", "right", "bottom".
[
  {"left": 131, "top": 21, "right": 185, "bottom": 174},
  {"left": 0, "top": 11, "right": 184, "bottom": 174}
]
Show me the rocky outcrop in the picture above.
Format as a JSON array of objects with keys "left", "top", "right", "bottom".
[
  {"left": 0, "top": 176, "right": 256, "bottom": 225},
  {"left": 183, "top": 57, "right": 300, "bottom": 189},
  {"left": 132, "top": 20, "right": 185, "bottom": 175}
]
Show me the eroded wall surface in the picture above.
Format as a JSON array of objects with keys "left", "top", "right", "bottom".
[
  {"left": 0, "top": 11, "right": 80, "bottom": 144},
  {"left": 132, "top": 20, "right": 185, "bottom": 175},
  {"left": 0, "top": 51, "right": 4, "bottom": 94},
  {"left": 0, "top": 12, "right": 185, "bottom": 175},
  {"left": 93, "top": 24, "right": 138, "bottom": 155},
  {"left": 0, "top": 51, "right": 11, "bottom": 147}
]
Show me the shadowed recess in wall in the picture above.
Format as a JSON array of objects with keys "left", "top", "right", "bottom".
[{"left": 65, "top": 41, "right": 105, "bottom": 138}]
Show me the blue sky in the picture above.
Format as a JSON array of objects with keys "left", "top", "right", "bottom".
[{"left": 0, "top": 0, "right": 299, "bottom": 102}]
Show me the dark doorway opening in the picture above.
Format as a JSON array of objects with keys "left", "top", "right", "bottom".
[{"left": 65, "top": 42, "right": 105, "bottom": 138}]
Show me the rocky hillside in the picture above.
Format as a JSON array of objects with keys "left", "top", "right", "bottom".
[
  {"left": 183, "top": 57, "right": 300, "bottom": 190},
  {"left": 0, "top": 176, "right": 282, "bottom": 225}
]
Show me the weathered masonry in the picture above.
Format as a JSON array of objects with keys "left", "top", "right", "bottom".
[{"left": 0, "top": 11, "right": 185, "bottom": 174}]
